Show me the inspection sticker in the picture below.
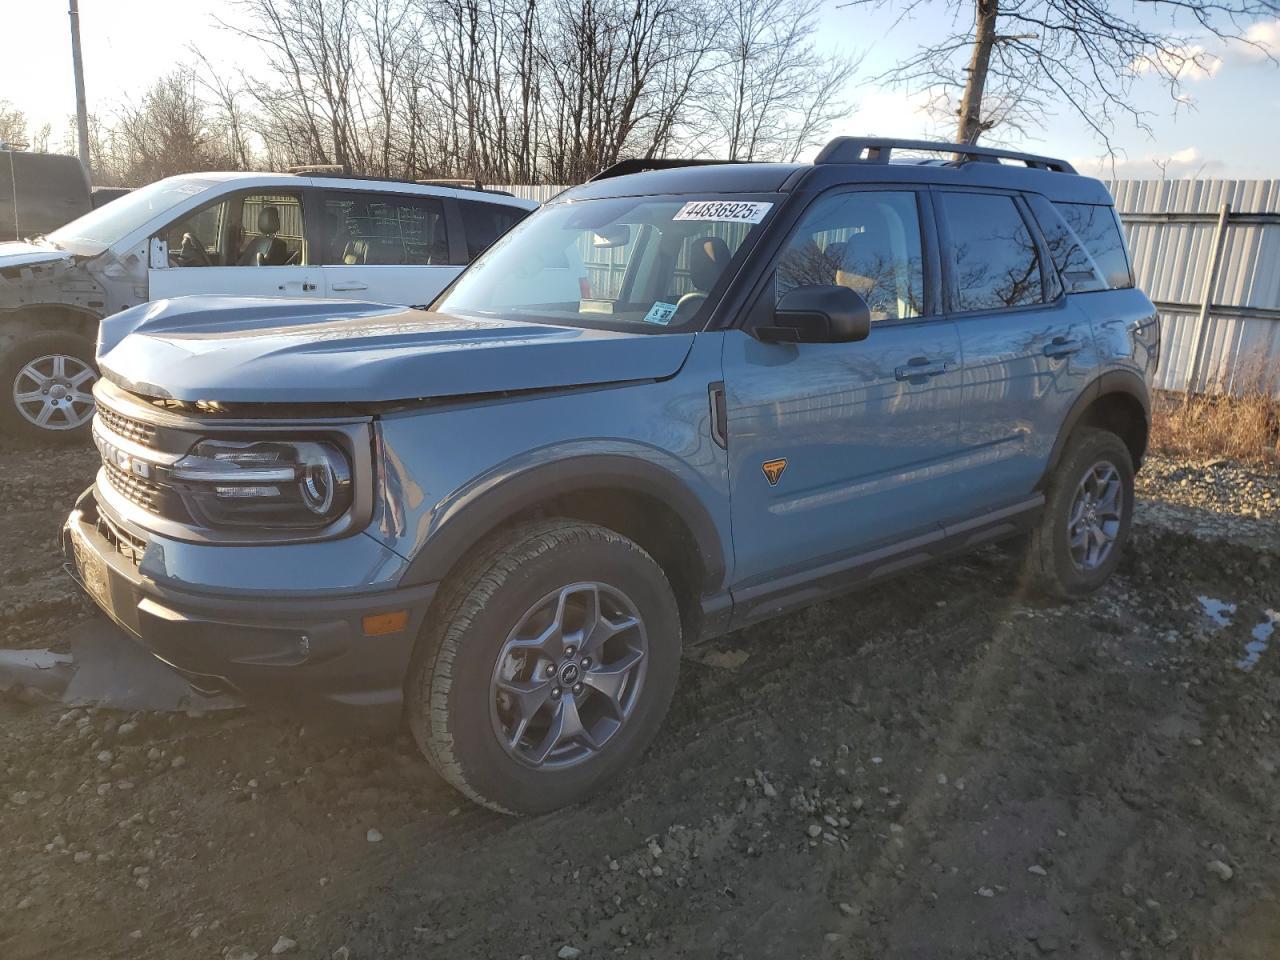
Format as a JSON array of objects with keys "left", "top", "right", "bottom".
[
  {"left": 673, "top": 200, "right": 773, "bottom": 224},
  {"left": 643, "top": 301, "right": 679, "bottom": 325}
]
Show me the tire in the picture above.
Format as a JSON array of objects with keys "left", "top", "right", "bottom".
[
  {"left": 1024, "top": 427, "right": 1135, "bottom": 598},
  {"left": 0, "top": 330, "right": 98, "bottom": 443},
  {"left": 407, "top": 518, "right": 682, "bottom": 815}
]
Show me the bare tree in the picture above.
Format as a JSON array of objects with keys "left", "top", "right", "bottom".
[
  {"left": 699, "top": 0, "right": 858, "bottom": 161},
  {"left": 847, "top": 0, "right": 1280, "bottom": 151},
  {"left": 0, "top": 101, "right": 30, "bottom": 147},
  {"left": 7, "top": 0, "right": 862, "bottom": 184}
]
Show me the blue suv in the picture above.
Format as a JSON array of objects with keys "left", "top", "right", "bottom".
[{"left": 65, "top": 138, "right": 1159, "bottom": 814}]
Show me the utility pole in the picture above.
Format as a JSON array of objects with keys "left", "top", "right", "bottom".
[{"left": 68, "top": 0, "right": 91, "bottom": 179}]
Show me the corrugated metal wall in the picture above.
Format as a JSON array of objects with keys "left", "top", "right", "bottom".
[
  {"left": 1104, "top": 179, "right": 1278, "bottom": 395},
  {"left": 501, "top": 184, "right": 569, "bottom": 203},
  {"left": 503, "top": 179, "right": 1280, "bottom": 395}
]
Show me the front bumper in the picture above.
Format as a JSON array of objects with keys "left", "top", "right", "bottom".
[{"left": 62, "top": 489, "right": 437, "bottom": 732}]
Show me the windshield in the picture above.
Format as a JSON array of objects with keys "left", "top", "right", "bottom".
[
  {"left": 47, "top": 176, "right": 219, "bottom": 252},
  {"left": 436, "top": 194, "right": 778, "bottom": 332}
]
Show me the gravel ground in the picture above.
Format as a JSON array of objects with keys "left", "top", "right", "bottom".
[{"left": 1, "top": 443, "right": 1278, "bottom": 960}]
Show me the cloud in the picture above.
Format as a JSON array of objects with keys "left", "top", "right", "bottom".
[
  {"left": 1132, "top": 45, "right": 1222, "bottom": 81},
  {"left": 1071, "top": 146, "right": 1226, "bottom": 179},
  {"left": 1133, "top": 19, "right": 1279, "bottom": 80},
  {"left": 1221, "top": 18, "right": 1280, "bottom": 65}
]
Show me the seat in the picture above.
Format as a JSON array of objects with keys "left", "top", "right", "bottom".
[
  {"left": 688, "top": 236, "right": 731, "bottom": 292},
  {"left": 835, "top": 221, "right": 900, "bottom": 321},
  {"left": 237, "top": 207, "right": 288, "bottom": 266}
]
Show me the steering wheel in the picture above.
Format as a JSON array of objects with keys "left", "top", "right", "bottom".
[
  {"left": 173, "top": 232, "right": 212, "bottom": 267},
  {"left": 675, "top": 291, "right": 707, "bottom": 316}
]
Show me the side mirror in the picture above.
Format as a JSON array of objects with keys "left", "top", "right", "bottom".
[{"left": 758, "top": 284, "right": 871, "bottom": 344}]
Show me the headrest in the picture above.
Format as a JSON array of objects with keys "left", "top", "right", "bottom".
[
  {"left": 689, "top": 236, "right": 731, "bottom": 292},
  {"left": 257, "top": 206, "right": 281, "bottom": 234}
]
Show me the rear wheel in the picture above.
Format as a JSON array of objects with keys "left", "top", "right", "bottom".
[
  {"left": 0, "top": 331, "right": 98, "bottom": 442},
  {"left": 1024, "top": 427, "right": 1135, "bottom": 598},
  {"left": 407, "top": 519, "right": 681, "bottom": 814}
]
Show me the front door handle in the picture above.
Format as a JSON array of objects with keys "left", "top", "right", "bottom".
[
  {"left": 330, "top": 281, "right": 369, "bottom": 292},
  {"left": 895, "top": 357, "right": 955, "bottom": 381},
  {"left": 1043, "top": 337, "right": 1083, "bottom": 358}
]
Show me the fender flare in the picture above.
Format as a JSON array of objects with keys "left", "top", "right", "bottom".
[
  {"left": 0, "top": 303, "right": 103, "bottom": 339},
  {"left": 399, "top": 452, "right": 728, "bottom": 592},
  {"left": 1044, "top": 368, "right": 1151, "bottom": 477}
]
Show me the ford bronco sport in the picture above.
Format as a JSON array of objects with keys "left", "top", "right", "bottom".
[
  {"left": 64, "top": 138, "right": 1159, "bottom": 814},
  {"left": 0, "top": 171, "right": 533, "bottom": 440}
]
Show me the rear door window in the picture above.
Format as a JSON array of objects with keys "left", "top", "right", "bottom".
[
  {"left": 1053, "top": 202, "right": 1133, "bottom": 289},
  {"left": 940, "top": 192, "right": 1044, "bottom": 311},
  {"left": 458, "top": 200, "right": 529, "bottom": 261},
  {"left": 321, "top": 192, "right": 449, "bottom": 266}
]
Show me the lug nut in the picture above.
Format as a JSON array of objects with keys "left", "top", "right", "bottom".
[
  {"left": 573, "top": 683, "right": 583, "bottom": 694},
  {"left": 581, "top": 658, "right": 591, "bottom": 668},
  {"left": 545, "top": 663, "right": 556, "bottom": 677},
  {"left": 564, "top": 645, "right": 576, "bottom": 657},
  {"left": 552, "top": 687, "right": 562, "bottom": 698}
]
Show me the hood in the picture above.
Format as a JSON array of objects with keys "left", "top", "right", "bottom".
[
  {"left": 0, "top": 241, "right": 75, "bottom": 272},
  {"left": 98, "top": 296, "right": 696, "bottom": 404}
]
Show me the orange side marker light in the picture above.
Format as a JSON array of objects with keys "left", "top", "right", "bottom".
[{"left": 362, "top": 610, "right": 409, "bottom": 636}]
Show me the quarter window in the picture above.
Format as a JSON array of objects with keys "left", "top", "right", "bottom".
[
  {"left": 941, "top": 193, "right": 1043, "bottom": 311},
  {"left": 1054, "top": 202, "right": 1134, "bottom": 290},
  {"left": 459, "top": 200, "right": 529, "bottom": 261},
  {"left": 321, "top": 193, "right": 449, "bottom": 266},
  {"left": 1028, "top": 195, "right": 1106, "bottom": 293},
  {"left": 776, "top": 190, "right": 925, "bottom": 321}
]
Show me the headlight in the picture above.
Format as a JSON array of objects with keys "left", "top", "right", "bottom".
[{"left": 170, "top": 438, "right": 354, "bottom": 530}]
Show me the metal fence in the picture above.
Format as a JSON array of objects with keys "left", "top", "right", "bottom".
[
  {"left": 1105, "top": 179, "right": 1280, "bottom": 396},
  {"left": 501, "top": 178, "right": 1280, "bottom": 396}
]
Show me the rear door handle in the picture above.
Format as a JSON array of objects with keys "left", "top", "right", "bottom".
[
  {"left": 895, "top": 357, "right": 955, "bottom": 381},
  {"left": 1043, "top": 337, "right": 1083, "bottom": 358},
  {"left": 330, "top": 281, "right": 369, "bottom": 292}
]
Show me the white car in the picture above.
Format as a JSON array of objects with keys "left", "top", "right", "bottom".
[{"left": 0, "top": 171, "right": 536, "bottom": 439}]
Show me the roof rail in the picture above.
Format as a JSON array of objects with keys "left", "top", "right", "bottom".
[
  {"left": 590, "top": 158, "right": 740, "bottom": 182},
  {"left": 286, "top": 166, "right": 511, "bottom": 195},
  {"left": 815, "top": 137, "right": 1077, "bottom": 174}
]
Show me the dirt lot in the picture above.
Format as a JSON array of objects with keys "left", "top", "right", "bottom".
[{"left": 1, "top": 444, "right": 1279, "bottom": 960}]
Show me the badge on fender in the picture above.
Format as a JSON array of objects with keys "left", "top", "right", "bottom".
[{"left": 762, "top": 458, "right": 787, "bottom": 486}]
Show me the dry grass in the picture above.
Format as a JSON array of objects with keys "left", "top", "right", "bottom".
[{"left": 1151, "top": 381, "right": 1280, "bottom": 467}]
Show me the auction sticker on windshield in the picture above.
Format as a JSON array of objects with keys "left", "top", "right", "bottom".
[{"left": 674, "top": 201, "right": 772, "bottom": 224}]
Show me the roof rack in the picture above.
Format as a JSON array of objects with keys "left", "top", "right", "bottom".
[
  {"left": 590, "top": 158, "right": 741, "bottom": 182},
  {"left": 815, "top": 137, "right": 1076, "bottom": 174}
]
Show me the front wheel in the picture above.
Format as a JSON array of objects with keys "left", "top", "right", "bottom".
[
  {"left": 0, "top": 331, "right": 98, "bottom": 442},
  {"left": 1024, "top": 427, "right": 1135, "bottom": 598},
  {"left": 407, "top": 519, "right": 682, "bottom": 814}
]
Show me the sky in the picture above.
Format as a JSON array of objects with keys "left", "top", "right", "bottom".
[{"left": 4, "top": 0, "right": 1280, "bottom": 180}]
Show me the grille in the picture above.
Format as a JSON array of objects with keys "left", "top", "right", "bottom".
[
  {"left": 96, "top": 510, "right": 147, "bottom": 566},
  {"left": 97, "top": 406, "right": 158, "bottom": 447},
  {"left": 103, "top": 459, "right": 163, "bottom": 513}
]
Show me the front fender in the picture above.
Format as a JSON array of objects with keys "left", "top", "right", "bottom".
[{"left": 395, "top": 442, "right": 728, "bottom": 590}]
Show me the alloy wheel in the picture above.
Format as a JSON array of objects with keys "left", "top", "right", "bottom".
[
  {"left": 12, "top": 354, "right": 96, "bottom": 430},
  {"left": 1067, "top": 460, "right": 1124, "bottom": 570},
  {"left": 490, "top": 581, "right": 648, "bottom": 769}
]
